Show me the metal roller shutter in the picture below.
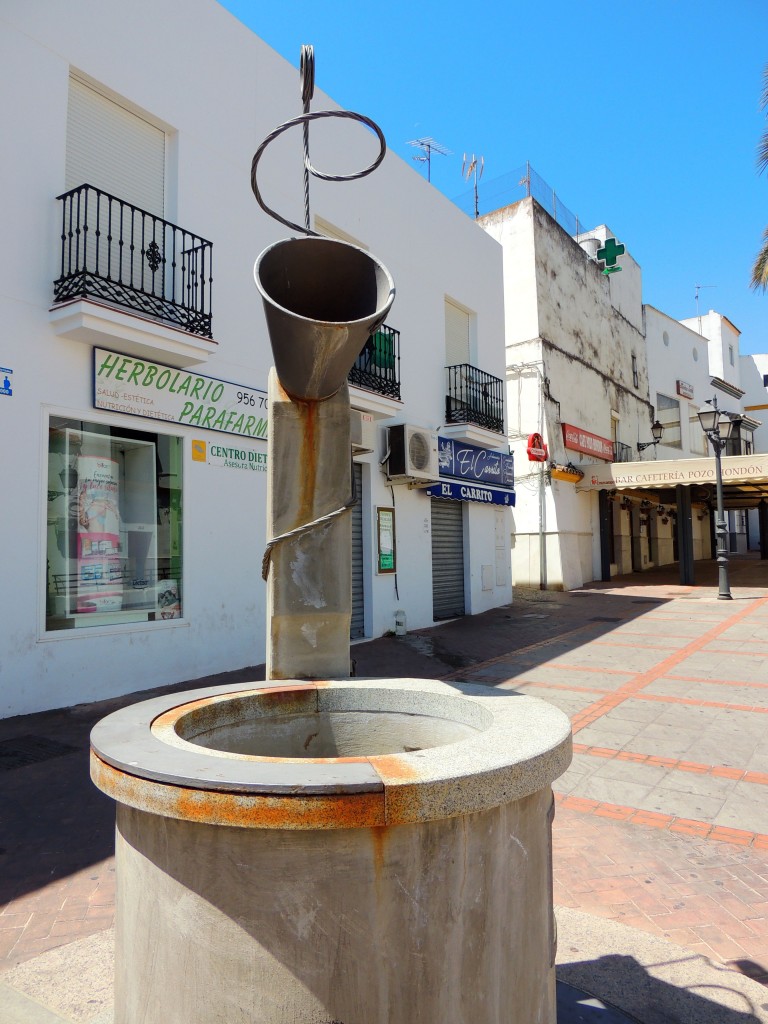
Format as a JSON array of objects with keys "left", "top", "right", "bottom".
[
  {"left": 431, "top": 498, "right": 465, "bottom": 620},
  {"left": 350, "top": 463, "right": 364, "bottom": 638},
  {"left": 66, "top": 77, "right": 165, "bottom": 216}
]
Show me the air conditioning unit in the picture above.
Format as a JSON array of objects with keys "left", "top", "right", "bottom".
[
  {"left": 386, "top": 424, "right": 439, "bottom": 484},
  {"left": 350, "top": 409, "right": 374, "bottom": 455}
]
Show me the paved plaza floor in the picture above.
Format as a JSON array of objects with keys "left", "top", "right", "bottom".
[{"left": 2, "top": 555, "right": 768, "bottom": 1022}]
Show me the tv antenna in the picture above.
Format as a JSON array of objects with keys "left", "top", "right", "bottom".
[
  {"left": 407, "top": 137, "right": 451, "bottom": 183},
  {"left": 462, "top": 153, "right": 484, "bottom": 219},
  {"left": 694, "top": 283, "right": 716, "bottom": 334}
]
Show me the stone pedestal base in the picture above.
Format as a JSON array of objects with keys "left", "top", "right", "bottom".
[
  {"left": 115, "top": 791, "right": 556, "bottom": 1024},
  {"left": 91, "top": 678, "right": 572, "bottom": 1024}
]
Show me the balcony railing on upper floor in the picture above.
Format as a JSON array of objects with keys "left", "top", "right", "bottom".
[
  {"left": 54, "top": 184, "right": 213, "bottom": 338},
  {"left": 445, "top": 363, "right": 504, "bottom": 434},
  {"left": 347, "top": 324, "right": 401, "bottom": 400},
  {"left": 613, "top": 441, "right": 634, "bottom": 463}
]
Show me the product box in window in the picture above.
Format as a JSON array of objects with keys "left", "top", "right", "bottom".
[{"left": 157, "top": 579, "right": 181, "bottom": 619}]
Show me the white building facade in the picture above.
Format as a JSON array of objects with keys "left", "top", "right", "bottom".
[
  {"left": 481, "top": 195, "right": 768, "bottom": 592},
  {"left": 0, "top": 0, "right": 512, "bottom": 718},
  {"left": 480, "top": 198, "right": 654, "bottom": 590}
]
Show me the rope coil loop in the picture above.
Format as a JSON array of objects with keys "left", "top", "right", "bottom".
[
  {"left": 250, "top": 45, "right": 387, "bottom": 236},
  {"left": 300, "top": 43, "right": 315, "bottom": 107}
]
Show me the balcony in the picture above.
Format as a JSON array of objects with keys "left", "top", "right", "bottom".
[
  {"left": 51, "top": 184, "right": 216, "bottom": 366},
  {"left": 348, "top": 324, "right": 401, "bottom": 403},
  {"left": 613, "top": 441, "right": 634, "bottom": 463},
  {"left": 445, "top": 364, "right": 504, "bottom": 436}
]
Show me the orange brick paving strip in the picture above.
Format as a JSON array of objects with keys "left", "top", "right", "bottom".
[
  {"left": 591, "top": 638, "right": 768, "bottom": 658},
  {"left": 553, "top": 800, "right": 768, "bottom": 978},
  {"left": 571, "top": 742, "right": 768, "bottom": 787},
  {"left": 555, "top": 793, "right": 768, "bottom": 848},
  {"left": 570, "top": 596, "right": 768, "bottom": 734},
  {"left": 0, "top": 864, "right": 115, "bottom": 968},
  {"left": 548, "top": 597, "right": 768, "bottom": 983},
  {"left": 518, "top": 677, "right": 768, "bottom": 712},
  {"left": 665, "top": 672, "right": 768, "bottom": 688},
  {"left": 440, "top": 617, "right": 640, "bottom": 680},
  {"left": 449, "top": 593, "right": 768, "bottom": 981}
]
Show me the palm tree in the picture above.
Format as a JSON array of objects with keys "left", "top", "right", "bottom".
[{"left": 752, "top": 64, "right": 768, "bottom": 290}]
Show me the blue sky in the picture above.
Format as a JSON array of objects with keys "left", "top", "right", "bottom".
[{"left": 219, "top": 1, "right": 768, "bottom": 355}]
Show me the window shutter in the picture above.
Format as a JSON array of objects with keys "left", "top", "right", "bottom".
[{"left": 66, "top": 78, "right": 165, "bottom": 217}]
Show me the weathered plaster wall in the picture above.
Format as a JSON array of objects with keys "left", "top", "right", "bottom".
[{"left": 490, "top": 200, "right": 653, "bottom": 589}]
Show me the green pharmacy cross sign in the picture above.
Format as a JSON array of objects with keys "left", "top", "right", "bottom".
[{"left": 597, "top": 237, "right": 625, "bottom": 275}]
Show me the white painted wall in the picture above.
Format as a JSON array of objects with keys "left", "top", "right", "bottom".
[
  {"left": 644, "top": 306, "right": 713, "bottom": 460},
  {"left": 740, "top": 353, "right": 768, "bottom": 549},
  {"left": 680, "top": 311, "right": 742, "bottom": 394},
  {"left": 0, "top": 0, "right": 509, "bottom": 717},
  {"left": 741, "top": 354, "right": 768, "bottom": 453}
]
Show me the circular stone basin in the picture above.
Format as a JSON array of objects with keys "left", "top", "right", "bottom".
[
  {"left": 90, "top": 679, "right": 572, "bottom": 828},
  {"left": 168, "top": 691, "right": 481, "bottom": 758}
]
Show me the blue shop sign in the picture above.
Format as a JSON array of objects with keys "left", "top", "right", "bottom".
[
  {"left": 426, "top": 481, "right": 515, "bottom": 506},
  {"left": 438, "top": 436, "right": 514, "bottom": 488}
]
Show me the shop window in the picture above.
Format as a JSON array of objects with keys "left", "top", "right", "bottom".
[
  {"left": 656, "top": 393, "right": 682, "bottom": 448},
  {"left": 46, "top": 417, "right": 182, "bottom": 631}
]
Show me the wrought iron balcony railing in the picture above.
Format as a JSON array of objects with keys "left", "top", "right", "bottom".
[
  {"left": 54, "top": 184, "right": 213, "bottom": 338},
  {"left": 445, "top": 363, "right": 504, "bottom": 434},
  {"left": 347, "top": 324, "right": 400, "bottom": 400},
  {"left": 613, "top": 441, "right": 634, "bottom": 463}
]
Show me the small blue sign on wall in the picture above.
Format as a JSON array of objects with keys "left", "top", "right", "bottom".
[
  {"left": 437, "top": 436, "right": 514, "bottom": 488},
  {"left": 425, "top": 481, "right": 515, "bottom": 506},
  {"left": 0, "top": 367, "right": 13, "bottom": 397}
]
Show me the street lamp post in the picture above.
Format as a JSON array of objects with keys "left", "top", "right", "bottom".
[
  {"left": 637, "top": 419, "right": 665, "bottom": 454},
  {"left": 697, "top": 396, "right": 735, "bottom": 600}
]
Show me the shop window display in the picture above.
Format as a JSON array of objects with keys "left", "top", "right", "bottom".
[{"left": 46, "top": 417, "right": 182, "bottom": 630}]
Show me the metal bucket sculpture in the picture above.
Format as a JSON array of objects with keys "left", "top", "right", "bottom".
[{"left": 90, "top": 47, "right": 570, "bottom": 1024}]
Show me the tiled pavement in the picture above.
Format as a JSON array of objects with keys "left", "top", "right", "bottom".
[{"left": 2, "top": 555, "right": 768, "bottom": 1005}]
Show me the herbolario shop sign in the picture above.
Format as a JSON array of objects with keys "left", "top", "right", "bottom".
[{"left": 93, "top": 349, "right": 268, "bottom": 439}]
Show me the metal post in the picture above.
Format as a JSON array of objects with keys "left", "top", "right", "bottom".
[
  {"left": 598, "top": 489, "right": 612, "bottom": 581},
  {"left": 759, "top": 499, "right": 768, "bottom": 560},
  {"left": 539, "top": 462, "right": 547, "bottom": 590},
  {"left": 711, "top": 436, "right": 732, "bottom": 599},
  {"left": 675, "top": 484, "right": 695, "bottom": 586}
]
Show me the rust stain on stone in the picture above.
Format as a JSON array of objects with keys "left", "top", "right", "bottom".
[
  {"left": 368, "top": 755, "right": 421, "bottom": 781},
  {"left": 151, "top": 684, "right": 320, "bottom": 736},
  {"left": 370, "top": 825, "right": 389, "bottom": 877},
  {"left": 297, "top": 399, "right": 318, "bottom": 526},
  {"left": 91, "top": 751, "right": 385, "bottom": 830},
  {"left": 257, "top": 684, "right": 319, "bottom": 702}
]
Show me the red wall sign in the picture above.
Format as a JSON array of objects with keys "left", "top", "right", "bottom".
[
  {"left": 676, "top": 380, "right": 694, "bottom": 400},
  {"left": 527, "top": 432, "right": 548, "bottom": 462},
  {"left": 562, "top": 423, "right": 613, "bottom": 460}
]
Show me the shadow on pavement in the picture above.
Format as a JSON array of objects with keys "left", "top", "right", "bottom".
[
  {"left": 352, "top": 589, "right": 672, "bottom": 682},
  {"left": 0, "top": 666, "right": 266, "bottom": 909},
  {"left": 558, "top": 953, "right": 767, "bottom": 1024}
]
